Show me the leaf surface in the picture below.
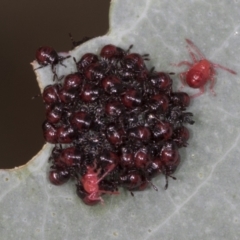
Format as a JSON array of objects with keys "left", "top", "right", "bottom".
[{"left": 1, "top": 0, "right": 240, "bottom": 239}]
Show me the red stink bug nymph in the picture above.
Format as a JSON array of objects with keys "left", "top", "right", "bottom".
[
  {"left": 40, "top": 42, "right": 195, "bottom": 205},
  {"left": 35, "top": 46, "right": 70, "bottom": 81}
]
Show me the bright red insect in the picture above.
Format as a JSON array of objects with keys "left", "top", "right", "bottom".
[
  {"left": 81, "top": 163, "right": 118, "bottom": 204},
  {"left": 174, "top": 38, "right": 237, "bottom": 98}
]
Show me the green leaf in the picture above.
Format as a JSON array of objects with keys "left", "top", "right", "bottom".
[{"left": 1, "top": 0, "right": 240, "bottom": 239}]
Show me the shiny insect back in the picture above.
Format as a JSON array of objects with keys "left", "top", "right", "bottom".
[{"left": 35, "top": 46, "right": 70, "bottom": 81}]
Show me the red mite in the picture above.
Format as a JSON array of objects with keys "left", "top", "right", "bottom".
[
  {"left": 174, "top": 38, "right": 237, "bottom": 98},
  {"left": 80, "top": 163, "right": 118, "bottom": 204}
]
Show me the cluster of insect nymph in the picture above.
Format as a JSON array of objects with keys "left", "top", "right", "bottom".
[{"left": 34, "top": 36, "right": 236, "bottom": 206}]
